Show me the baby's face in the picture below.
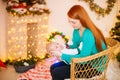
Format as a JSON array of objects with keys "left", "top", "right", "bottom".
[{"left": 50, "top": 42, "right": 63, "bottom": 51}]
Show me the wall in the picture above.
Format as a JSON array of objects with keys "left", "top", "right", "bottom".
[
  {"left": 0, "top": 0, "right": 8, "bottom": 59},
  {"left": 0, "top": 0, "right": 119, "bottom": 59},
  {"left": 46, "top": 0, "right": 119, "bottom": 38}
]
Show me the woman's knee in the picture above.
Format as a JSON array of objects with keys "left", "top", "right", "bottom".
[
  {"left": 51, "top": 67, "right": 65, "bottom": 80},
  {"left": 50, "top": 61, "right": 67, "bottom": 72},
  {"left": 51, "top": 66, "right": 70, "bottom": 79},
  {"left": 50, "top": 63, "right": 55, "bottom": 73}
]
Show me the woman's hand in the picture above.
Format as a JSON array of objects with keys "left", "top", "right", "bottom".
[
  {"left": 50, "top": 51, "right": 62, "bottom": 60},
  {"left": 51, "top": 51, "right": 62, "bottom": 57}
]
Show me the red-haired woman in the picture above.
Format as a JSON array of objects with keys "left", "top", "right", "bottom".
[{"left": 50, "top": 5, "right": 107, "bottom": 80}]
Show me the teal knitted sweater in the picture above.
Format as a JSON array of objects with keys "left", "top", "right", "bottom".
[{"left": 61, "top": 28, "right": 106, "bottom": 64}]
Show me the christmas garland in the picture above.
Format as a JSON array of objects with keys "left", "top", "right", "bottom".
[
  {"left": 47, "top": 31, "right": 69, "bottom": 44},
  {"left": 110, "top": 10, "right": 120, "bottom": 41},
  {"left": 4, "top": 54, "right": 50, "bottom": 66},
  {"left": 116, "top": 52, "right": 120, "bottom": 62},
  {"left": 78, "top": 0, "right": 116, "bottom": 17},
  {"left": 3, "top": 0, "right": 50, "bottom": 17}
]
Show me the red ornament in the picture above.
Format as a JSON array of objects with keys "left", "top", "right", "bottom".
[
  {"left": 12, "top": 3, "right": 26, "bottom": 9},
  {"left": 0, "top": 60, "right": 6, "bottom": 68}
]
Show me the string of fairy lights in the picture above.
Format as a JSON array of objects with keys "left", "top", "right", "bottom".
[{"left": 7, "top": 14, "right": 49, "bottom": 60}]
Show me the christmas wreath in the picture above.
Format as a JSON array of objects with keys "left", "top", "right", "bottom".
[{"left": 78, "top": 0, "right": 116, "bottom": 17}]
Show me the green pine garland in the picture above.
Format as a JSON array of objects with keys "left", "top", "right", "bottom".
[
  {"left": 78, "top": 0, "right": 116, "bottom": 17},
  {"left": 110, "top": 12, "right": 120, "bottom": 41},
  {"left": 4, "top": 54, "right": 50, "bottom": 66},
  {"left": 110, "top": 9, "right": 120, "bottom": 62},
  {"left": 116, "top": 52, "right": 120, "bottom": 62}
]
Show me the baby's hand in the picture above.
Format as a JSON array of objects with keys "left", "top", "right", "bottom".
[{"left": 50, "top": 51, "right": 62, "bottom": 60}]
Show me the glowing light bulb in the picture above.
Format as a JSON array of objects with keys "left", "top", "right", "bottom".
[
  {"left": 44, "top": 16, "right": 48, "bottom": 20},
  {"left": 11, "top": 20, "right": 14, "bottom": 23}
]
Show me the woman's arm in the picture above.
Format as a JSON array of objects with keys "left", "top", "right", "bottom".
[
  {"left": 61, "top": 48, "right": 78, "bottom": 55},
  {"left": 61, "top": 30, "right": 95, "bottom": 63}
]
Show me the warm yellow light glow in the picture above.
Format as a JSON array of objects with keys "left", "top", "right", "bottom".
[
  {"left": 39, "top": 54, "right": 45, "bottom": 59},
  {"left": 7, "top": 14, "right": 48, "bottom": 60},
  {"left": 30, "top": 36, "right": 33, "bottom": 38},
  {"left": 21, "top": 19, "right": 23, "bottom": 22},
  {"left": 20, "top": 36, "right": 23, "bottom": 40},
  {"left": 13, "top": 12, "right": 16, "bottom": 16},
  {"left": 32, "top": 27, "right": 35, "bottom": 30},
  {"left": 19, "top": 28, "right": 22, "bottom": 32},
  {"left": 44, "top": 16, "right": 48, "bottom": 20},
  {"left": 15, "top": 37, "right": 18, "bottom": 40},
  {"left": 17, "top": 21, "right": 20, "bottom": 24},
  {"left": 8, "top": 31, "right": 11, "bottom": 34},
  {"left": 39, "top": 18, "right": 41, "bottom": 22},
  {"left": 11, "top": 20, "right": 14, "bottom": 23},
  {"left": 28, "top": 44, "right": 30, "bottom": 47}
]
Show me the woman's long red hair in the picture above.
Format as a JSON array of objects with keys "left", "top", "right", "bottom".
[{"left": 67, "top": 5, "right": 106, "bottom": 51}]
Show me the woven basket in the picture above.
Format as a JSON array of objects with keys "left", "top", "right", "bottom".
[{"left": 14, "top": 64, "right": 35, "bottom": 73}]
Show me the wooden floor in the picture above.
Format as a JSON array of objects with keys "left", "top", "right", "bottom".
[
  {"left": 106, "top": 59, "right": 120, "bottom": 80},
  {"left": 0, "top": 59, "right": 120, "bottom": 80},
  {"left": 0, "top": 65, "right": 21, "bottom": 80}
]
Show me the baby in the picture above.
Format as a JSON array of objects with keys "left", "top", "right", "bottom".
[{"left": 46, "top": 42, "right": 79, "bottom": 57}]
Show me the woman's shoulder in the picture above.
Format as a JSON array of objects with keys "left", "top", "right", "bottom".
[
  {"left": 83, "top": 28, "right": 95, "bottom": 40},
  {"left": 85, "top": 28, "right": 91, "bottom": 33},
  {"left": 84, "top": 28, "right": 93, "bottom": 36}
]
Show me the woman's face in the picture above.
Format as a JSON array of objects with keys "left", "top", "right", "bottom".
[{"left": 68, "top": 17, "right": 82, "bottom": 29}]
